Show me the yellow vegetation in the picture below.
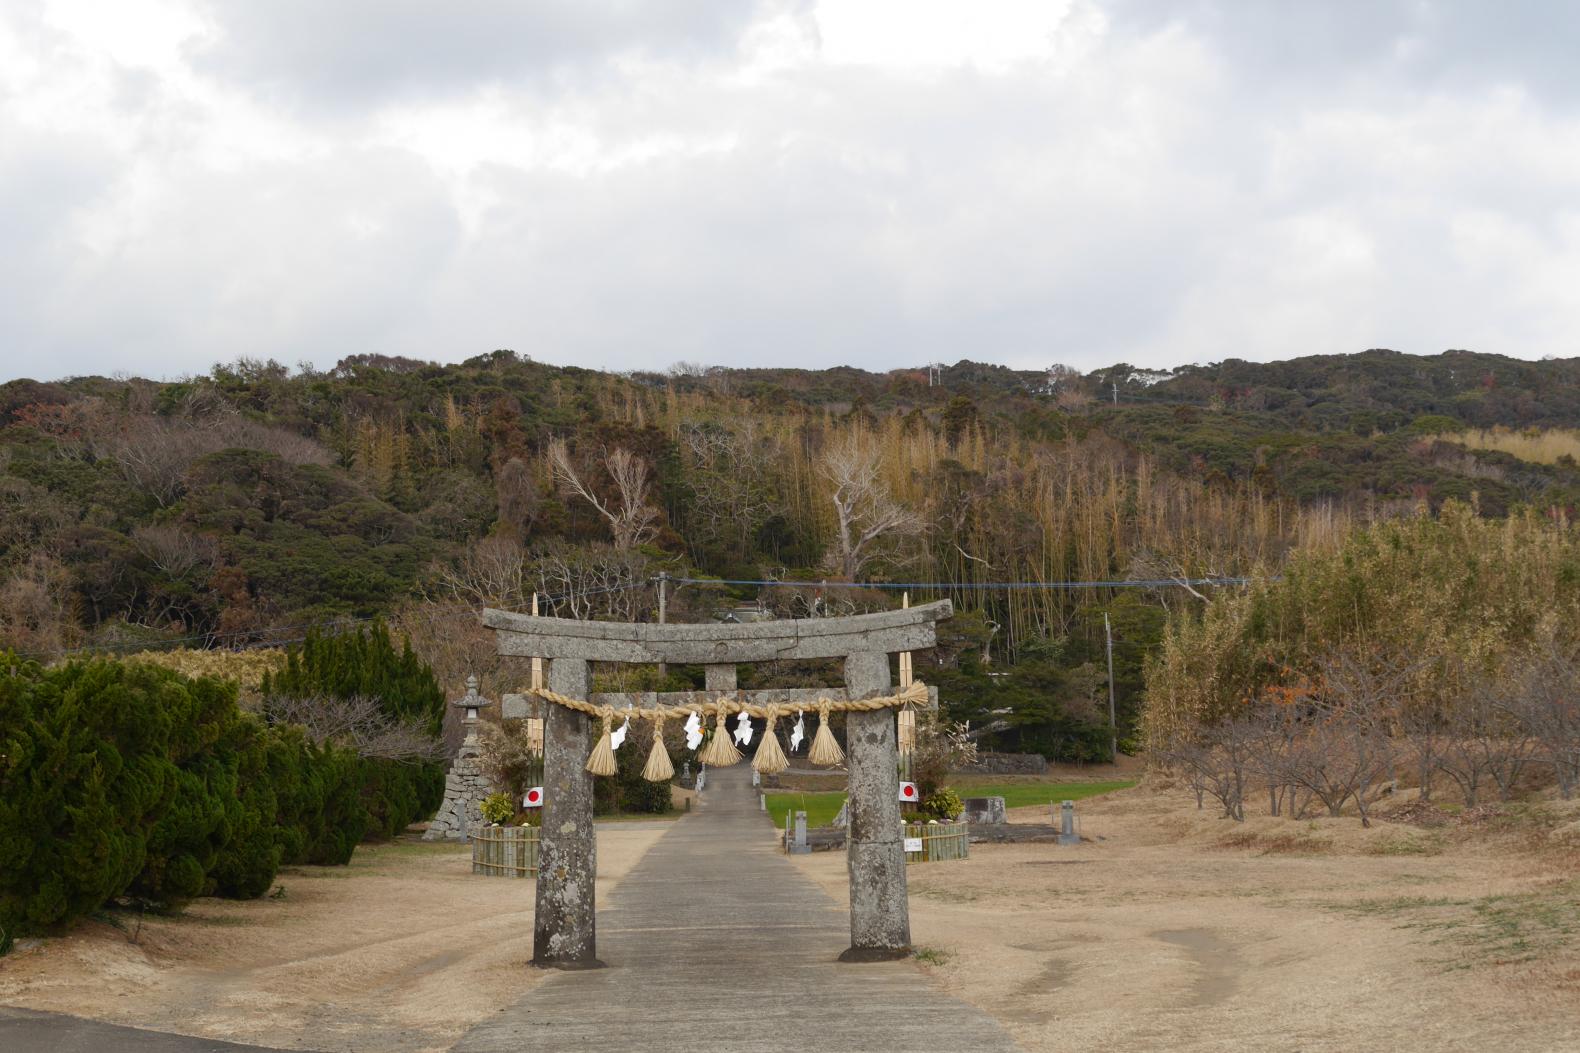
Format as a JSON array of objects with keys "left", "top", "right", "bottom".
[
  {"left": 124, "top": 648, "right": 286, "bottom": 706},
  {"left": 1434, "top": 426, "right": 1580, "bottom": 465}
]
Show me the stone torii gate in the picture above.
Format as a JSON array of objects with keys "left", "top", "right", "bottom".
[{"left": 482, "top": 599, "right": 953, "bottom": 967}]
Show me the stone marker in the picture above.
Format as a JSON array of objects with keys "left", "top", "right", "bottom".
[
  {"left": 961, "top": 796, "right": 1007, "bottom": 825},
  {"left": 790, "top": 810, "right": 810, "bottom": 855},
  {"left": 1057, "top": 800, "right": 1080, "bottom": 846}
]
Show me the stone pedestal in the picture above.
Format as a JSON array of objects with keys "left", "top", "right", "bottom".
[
  {"left": 422, "top": 750, "right": 493, "bottom": 842},
  {"left": 533, "top": 657, "right": 602, "bottom": 969},
  {"left": 841, "top": 650, "right": 911, "bottom": 961}
]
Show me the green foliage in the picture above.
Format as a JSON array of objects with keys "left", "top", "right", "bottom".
[
  {"left": 935, "top": 636, "right": 1113, "bottom": 762},
  {"left": 357, "top": 756, "right": 446, "bottom": 840},
  {"left": 479, "top": 792, "right": 514, "bottom": 824},
  {"left": 593, "top": 720, "right": 673, "bottom": 816},
  {"left": 262, "top": 622, "right": 446, "bottom": 839},
  {"left": 0, "top": 655, "right": 370, "bottom": 943},
  {"left": 920, "top": 786, "right": 963, "bottom": 821},
  {"left": 263, "top": 621, "right": 444, "bottom": 736}
]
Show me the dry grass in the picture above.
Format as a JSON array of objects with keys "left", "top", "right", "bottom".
[
  {"left": 792, "top": 782, "right": 1580, "bottom": 1052},
  {"left": 1434, "top": 426, "right": 1580, "bottom": 465}
]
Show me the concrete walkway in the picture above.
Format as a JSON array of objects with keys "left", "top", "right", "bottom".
[
  {"left": 455, "top": 766, "right": 1019, "bottom": 1053},
  {"left": 0, "top": 1006, "right": 290, "bottom": 1052}
]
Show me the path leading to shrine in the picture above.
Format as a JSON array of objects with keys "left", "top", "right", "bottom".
[{"left": 454, "top": 765, "right": 1020, "bottom": 1053}]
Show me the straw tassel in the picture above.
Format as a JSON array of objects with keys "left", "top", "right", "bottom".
[
  {"left": 585, "top": 706, "right": 618, "bottom": 776},
  {"left": 751, "top": 706, "right": 789, "bottom": 775},
  {"left": 642, "top": 715, "right": 675, "bottom": 782},
  {"left": 698, "top": 702, "right": 743, "bottom": 767},
  {"left": 807, "top": 701, "right": 844, "bottom": 767}
]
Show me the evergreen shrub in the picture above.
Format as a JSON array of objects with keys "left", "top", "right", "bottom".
[{"left": 0, "top": 654, "right": 368, "bottom": 944}]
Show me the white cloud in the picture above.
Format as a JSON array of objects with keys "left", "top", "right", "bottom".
[{"left": 1, "top": 0, "right": 1578, "bottom": 381}]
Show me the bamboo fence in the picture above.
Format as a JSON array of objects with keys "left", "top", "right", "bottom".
[
  {"left": 471, "top": 825, "right": 540, "bottom": 877},
  {"left": 903, "top": 821, "right": 968, "bottom": 864}
]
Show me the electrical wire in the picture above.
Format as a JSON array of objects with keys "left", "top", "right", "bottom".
[
  {"left": 669, "top": 576, "right": 1257, "bottom": 590},
  {"left": 13, "top": 579, "right": 653, "bottom": 660},
  {"left": 16, "top": 572, "right": 1259, "bottom": 660}
]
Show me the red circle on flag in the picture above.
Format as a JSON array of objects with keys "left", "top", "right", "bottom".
[
  {"left": 525, "top": 789, "right": 542, "bottom": 805},
  {"left": 901, "top": 784, "right": 917, "bottom": 799}
]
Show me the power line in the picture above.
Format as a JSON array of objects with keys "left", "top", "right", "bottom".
[
  {"left": 670, "top": 576, "right": 1258, "bottom": 591},
  {"left": 14, "top": 579, "right": 654, "bottom": 660},
  {"left": 15, "top": 573, "right": 1259, "bottom": 660}
]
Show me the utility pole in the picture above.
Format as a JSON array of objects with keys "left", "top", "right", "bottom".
[
  {"left": 1112, "top": 381, "right": 1118, "bottom": 405},
  {"left": 656, "top": 571, "right": 669, "bottom": 678},
  {"left": 1104, "top": 612, "right": 1117, "bottom": 763}
]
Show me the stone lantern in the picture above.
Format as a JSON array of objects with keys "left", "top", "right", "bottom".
[
  {"left": 454, "top": 675, "right": 493, "bottom": 758},
  {"left": 423, "top": 675, "right": 496, "bottom": 842}
]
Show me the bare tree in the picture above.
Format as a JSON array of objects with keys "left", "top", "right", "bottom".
[
  {"left": 0, "top": 553, "right": 80, "bottom": 652},
  {"left": 130, "top": 523, "right": 218, "bottom": 580},
  {"left": 1154, "top": 737, "right": 1212, "bottom": 810},
  {"left": 431, "top": 535, "right": 529, "bottom": 608},
  {"left": 1248, "top": 705, "right": 1307, "bottom": 817},
  {"left": 1274, "top": 653, "right": 1400, "bottom": 827},
  {"left": 530, "top": 542, "right": 651, "bottom": 622},
  {"left": 549, "top": 440, "right": 659, "bottom": 550},
  {"left": 819, "top": 432, "right": 924, "bottom": 580},
  {"left": 494, "top": 456, "right": 540, "bottom": 539},
  {"left": 94, "top": 402, "right": 331, "bottom": 507},
  {"left": 1504, "top": 639, "right": 1580, "bottom": 799},
  {"left": 263, "top": 694, "right": 444, "bottom": 761},
  {"left": 1280, "top": 706, "right": 1395, "bottom": 826},
  {"left": 680, "top": 421, "right": 782, "bottom": 555},
  {"left": 1439, "top": 668, "right": 1540, "bottom": 805}
]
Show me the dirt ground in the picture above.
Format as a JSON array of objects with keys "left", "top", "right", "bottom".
[
  {"left": 794, "top": 785, "right": 1580, "bottom": 1052},
  {"left": 5, "top": 784, "right": 1578, "bottom": 1052},
  {"left": 0, "top": 823, "right": 671, "bottom": 1053}
]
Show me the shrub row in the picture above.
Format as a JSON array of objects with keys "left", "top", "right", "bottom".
[{"left": 0, "top": 654, "right": 441, "bottom": 945}]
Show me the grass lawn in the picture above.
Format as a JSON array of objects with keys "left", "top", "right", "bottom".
[{"left": 765, "top": 778, "right": 1137, "bottom": 829}]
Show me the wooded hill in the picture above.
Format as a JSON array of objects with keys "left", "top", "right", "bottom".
[{"left": 4, "top": 348, "right": 1579, "bottom": 759}]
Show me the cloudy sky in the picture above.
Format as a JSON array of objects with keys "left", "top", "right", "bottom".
[{"left": 2, "top": 0, "right": 1578, "bottom": 382}]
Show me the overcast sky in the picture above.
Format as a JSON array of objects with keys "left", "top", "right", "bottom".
[{"left": 3, "top": 0, "right": 1578, "bottom": 383}]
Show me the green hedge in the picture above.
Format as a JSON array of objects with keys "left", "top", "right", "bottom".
[{"left": 0, "top": 654, "right": 415, "bottom": 944}]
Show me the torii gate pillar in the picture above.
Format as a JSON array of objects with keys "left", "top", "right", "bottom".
[
  {"left": 841, "top": 650, "right": 911, "bottom": 960},
  {"left": 533, "top": 657, "right": 601, "bottom": 968}
]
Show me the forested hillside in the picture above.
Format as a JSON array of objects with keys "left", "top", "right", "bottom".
[{"left": 4, "top": 348, "right": 1579, "bottom": 759}]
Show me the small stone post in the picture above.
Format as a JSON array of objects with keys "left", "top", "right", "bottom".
[
  {"left": 1058, "top": 800, "right": 1080, "bottom": 846},
  {"left": 841, "top": 650, "right": 911, "bottom": 961},
  {"left": 532, "top": 657, "right": 602, "bottom": 969}
]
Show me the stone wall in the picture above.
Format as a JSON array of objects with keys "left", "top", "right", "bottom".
[
  {"left": 951, "top": 751, "right": 1048, "bottom": 776},
  {"left": 422, "top": 752, "right": 495, "bottom": 842}
]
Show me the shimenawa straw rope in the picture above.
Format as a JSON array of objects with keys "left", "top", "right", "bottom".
[
  {"left": 584, "top": 706, "right": 618, "bottom": 776},
  {"left": 697, "top": 701, "right": 743, "bottom": 767},
  {"left": 641, "top": 714, "right": 674, "bottom": 782},
  {"left": 751, "top": 705, "right": 788, "bottom": 775},
  {"left": 807, "top": 700, "right": 845, "bottom": 767},
  {"left": 524, "top": 682, "right": 928, "bottom": 776}
]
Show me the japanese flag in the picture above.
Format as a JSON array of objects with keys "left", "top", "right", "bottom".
[
  {"left": 899, "top": 781, "right": 919, "bottom": 803},
  {"left": 523, "top": 787, "right": 544, "bottom": 808}
]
